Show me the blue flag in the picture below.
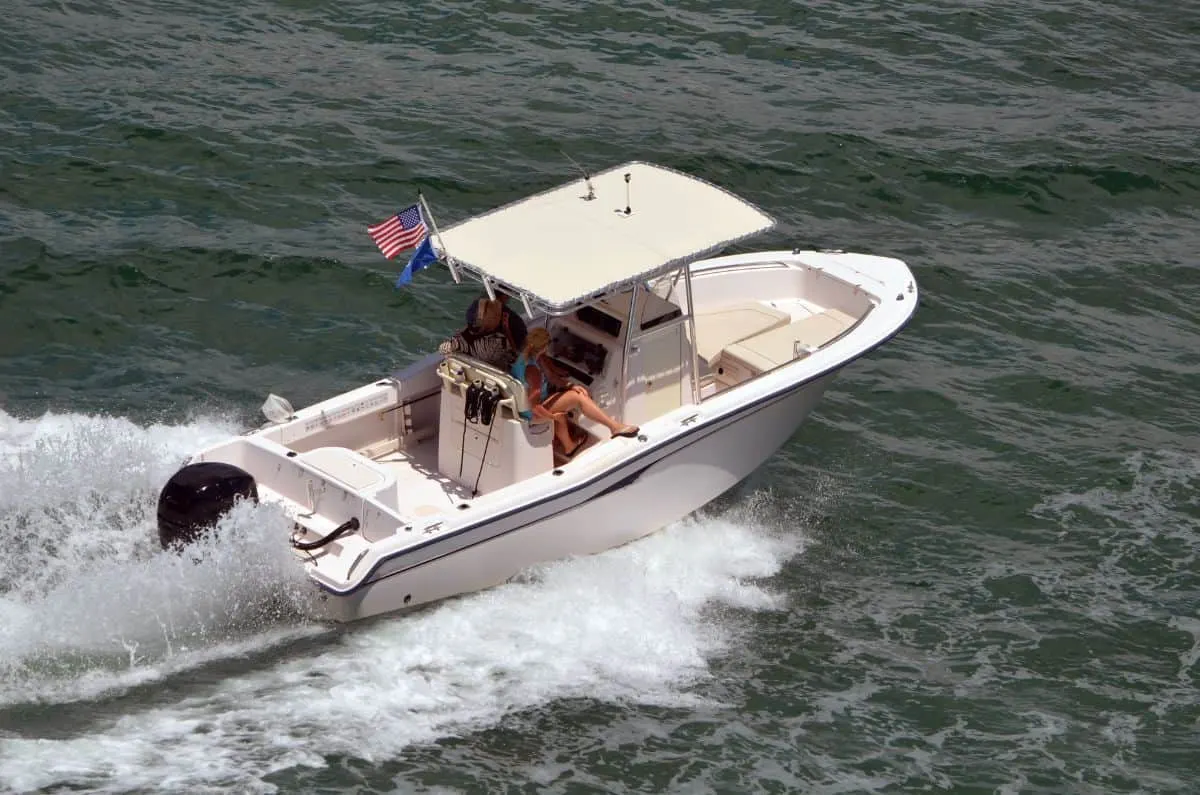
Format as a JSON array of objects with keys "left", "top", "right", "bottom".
[{"left": 395, "top": 236, "right": 437, "bottom": 288}]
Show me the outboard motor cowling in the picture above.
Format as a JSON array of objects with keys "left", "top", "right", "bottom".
[{"left": 157, "top": 462, "right": 258, "bottom": 550}]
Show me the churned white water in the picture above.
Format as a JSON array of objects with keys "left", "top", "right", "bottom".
[{"left": 0, "top": 409, "right": 803, "bottom": 794}]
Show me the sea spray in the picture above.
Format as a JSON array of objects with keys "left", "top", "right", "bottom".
[
  {"left": 0, "top": 410, "right": 320, "bottom": 706},
  {"left": 0, "top": 500, "right": 804, "bottom": 793}
]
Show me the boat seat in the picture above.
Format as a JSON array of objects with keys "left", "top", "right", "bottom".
[
  {"left": 712, "top": 309, "right": 858, "bottom": 382},
  {"left": 435, "top": 354, "right": 553, "bottom": 493},
  {"left": 436, "top": 354, "right": 531, "bottom": 419},
  {"left": 692, "top": 302, "right": 792, "bottom": 364}
]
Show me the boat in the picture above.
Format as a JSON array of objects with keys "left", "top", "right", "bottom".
[{"left": 156, "top": 161, "right": 919, "bottom": 622}]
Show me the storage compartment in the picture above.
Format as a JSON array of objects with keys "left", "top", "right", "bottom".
[{"left": 299, "top": 447, "right": 390, "bottom": 492}]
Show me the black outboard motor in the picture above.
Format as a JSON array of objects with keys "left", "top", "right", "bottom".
[{"left": 156, "top": 462, "right": 258, "bottom": 550}]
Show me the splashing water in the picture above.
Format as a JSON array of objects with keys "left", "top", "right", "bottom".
[
  {"left": 0, "top": 408, "right": 239, "bottom": 593},
  {"left": 0, "top": 410, "right": 811, "bottom": 794},
  {"left": 0, "top": 410, "right": 321, "bottom": 707},
  {"left": 1, "top": 514, "right": 802, "bottom": 794}
]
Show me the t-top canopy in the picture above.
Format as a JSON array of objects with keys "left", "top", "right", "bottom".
[{"left": 433, "top": 161, "right": 775, "bottom": 313}]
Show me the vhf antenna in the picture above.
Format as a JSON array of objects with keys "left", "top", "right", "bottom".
[{"left": 560, "top": 150, "right": 596, "bottom": 200}]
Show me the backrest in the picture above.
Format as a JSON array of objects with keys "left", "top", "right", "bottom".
[{"left": 436, "top": 353, "right": 532, "bottom": 418}]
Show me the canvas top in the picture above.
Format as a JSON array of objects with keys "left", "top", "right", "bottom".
[{"left": 434, "top": 161, "right": 775, "bottom": 313}]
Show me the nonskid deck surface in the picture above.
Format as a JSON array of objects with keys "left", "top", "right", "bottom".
[
  {"left": 370, "top": 436, "right": 471, "bottom": 516},
  {"left": 767, "top": 297, "right": 826, "bottom": 317}
]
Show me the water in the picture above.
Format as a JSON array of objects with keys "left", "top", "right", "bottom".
[{"left": 2, "top": 0, "right": 1198, "bottom": 791}]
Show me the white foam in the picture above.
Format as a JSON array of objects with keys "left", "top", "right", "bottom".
[
  {"left": 0, "top": 411, "right": 807, "bottom": 794},
  {"left": 0, "top": 499, "right": 325, "bottom": 707},
  {"left": 1, "top": 518, "right": 800, "bottom": 793},
  {"left": 1168, "top": 615, "right": 1200, "bottom": 681},
  {"left": 0, "top": 408, "right": 242, "bottom": 599},
  {"left": 0, "top": 408, "right": 239, "bottom": 512},
  {"left": 1032, "top": 450, "right": 1199, "bottom": 545},
  {"left": 1100, "top": 712, "right": 1140, "bottom": 749},
  {"left": 0, "top": 411, "right": 327, "bottom": 709}
]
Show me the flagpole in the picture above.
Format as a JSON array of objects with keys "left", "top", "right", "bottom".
[{"left": 418, "top": 192, "right": 459, "bottom": 284}]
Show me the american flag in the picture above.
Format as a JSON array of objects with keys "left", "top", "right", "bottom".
[{"left": 368, "top": 204, "right": 427, "bottom": 259}]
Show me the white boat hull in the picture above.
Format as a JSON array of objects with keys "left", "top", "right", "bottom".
[{"left": 317, "top": 372, "right": 835, "bottom": 622}]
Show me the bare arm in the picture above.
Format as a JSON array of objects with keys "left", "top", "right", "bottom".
[
  {"left": 526, "top": 362, "right": 545, "bottom": 405},
  {"left": 438, "top": 332, "right": 466, "bottom": 355}
]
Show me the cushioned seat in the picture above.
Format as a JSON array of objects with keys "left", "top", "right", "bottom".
[
  {"left": 692, "top": 302, "right": 791, "bottom": 364},
  {"left": 714, "top": 309, "right": 858, "bottom": 378}
]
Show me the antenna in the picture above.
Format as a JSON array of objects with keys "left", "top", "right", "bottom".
[
  {"left": 560, "top": 150, "right": 596, "bottom": 200},
  {"left": 623, "top": 172, "right": 632, "bottom": 215}
]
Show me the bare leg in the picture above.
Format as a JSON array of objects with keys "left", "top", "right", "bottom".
[
  {"left": 542, "top": 388, "right": 637, "bottom": 436},
  {"left": 535, "top": 405, "right": 581, "bottom": 454},
  {"left": 552, "top": 416, "right": 575, "bottom": 451}
]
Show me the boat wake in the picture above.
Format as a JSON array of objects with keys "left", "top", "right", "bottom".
[
  {"left": 0, "top": 409, "right": 323, "bottom": 707},
  {"left": 0, "top": 409, "right": 809, "bottom": 794}
]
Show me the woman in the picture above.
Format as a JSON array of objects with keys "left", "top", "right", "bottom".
[
  {"left": 437, "top": 297, "right": 518, "bottom": 370},
  {"left": 512, "top": 328, "right": 639, "bottom": 457}
]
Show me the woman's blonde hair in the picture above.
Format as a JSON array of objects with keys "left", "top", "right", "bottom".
[{"left": 524, "top": 327, "right": 551, "bottom": 357}]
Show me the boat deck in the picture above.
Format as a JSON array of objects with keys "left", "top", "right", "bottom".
[{"left": 369, "top": 436, "right": 469, "bottom": 516}]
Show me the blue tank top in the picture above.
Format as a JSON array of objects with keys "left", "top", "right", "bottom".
[{"left": 511, "top": 354, "right": 549, "bottom": 419}]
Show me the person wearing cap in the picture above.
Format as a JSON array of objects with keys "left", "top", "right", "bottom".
[
  {"left": 464, "top": 290, "right": 527, "bottom": 351},
  {"left": 438, "top": 297, "right": 519, "bottom": 370}
]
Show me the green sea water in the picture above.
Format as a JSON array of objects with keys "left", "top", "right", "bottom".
[{"left": 1, "top": 1, "right": 1198, "bottom": 792}]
